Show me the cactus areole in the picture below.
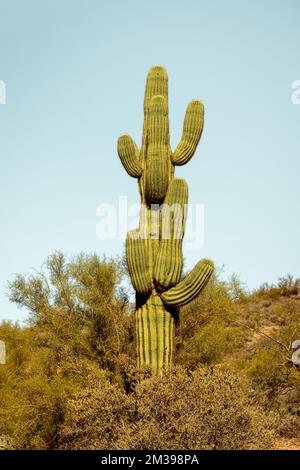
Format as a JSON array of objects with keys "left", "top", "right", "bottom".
[{"left": 118, "top": 66, "right": 214, "bottom": 373}]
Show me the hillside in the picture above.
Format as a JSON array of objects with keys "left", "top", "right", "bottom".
[{"left": 0, "top": 254, "right": 299, "bottom": 449}]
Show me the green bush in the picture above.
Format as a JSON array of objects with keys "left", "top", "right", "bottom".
[
  {"left": 0, "top": 253, "right": 131, "bottom": 449},
  {"left": 1, "top": 253, "right": 299, "bottom": 449},
  {"left": 177, "top": 322, "right": 243, "bottom": 368},
  {"left": 8, "top": 252, "right": 131, "bottom": 378},
  {"left": 58, "top": 366, "right": 274, "bottom": 450},
  {"left": 176, "top": 272, "right": 245, "bottom": 368}
]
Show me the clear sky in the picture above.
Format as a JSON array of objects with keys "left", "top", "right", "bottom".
[{"left": 0, "top": 0, "right": 299, "bottom": 322}]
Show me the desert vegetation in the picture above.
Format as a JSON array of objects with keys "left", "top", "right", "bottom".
[{"left": 0, "top": 252, "right": 299, "bottom": 450}]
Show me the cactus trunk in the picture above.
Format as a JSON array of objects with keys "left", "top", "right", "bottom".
[
  {"left": 118, "top": 66, "right": 214, "bottom": 373},
  {"left": 135, "top": 294, "right": 175, "bottom": 372}
]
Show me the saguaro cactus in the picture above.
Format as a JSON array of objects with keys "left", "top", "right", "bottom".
[{"left": 118, "top": 66, "right": 214, "bottom": 372}]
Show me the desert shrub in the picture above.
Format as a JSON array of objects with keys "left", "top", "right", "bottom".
[
  {"left": 251, "top": 275, "right": 300, "bottom": 302},
  {"left": 277, "top": 275, "right": 300, "bottom": 297},
  {"left": 1, "top": 373, "right": 71, "bottom": 449},
  {"left": 235, "top": 319, "right": 300, "bottom": 439},
  {"left": 264, "top": 300, "right": 300, "bottom": 327},
  {"left": 244, "top": 321, "right": 299, "bottom": 396},
  {"left": 227, "top": 273, "right": 248, "bottom": 302},
  {"left": 274, "top": 410, "right": 300, "bottom": 439},
  {"left": 0, "top": 321, "right": 103, "bottom": 449},
  {"left": 252, "top": 283, "right": 282, "bottom": 301},
  {"left": 2, "top": 255, "right": 299, "bottom": 449},
  {"left": 58, "top": 370, "right": 133, "bottom": 450},
  {"left": 8, "top": 252, "right": 131, "bottom": 379},
  {"left": 177, "top": 322, "right": 243, "bottom": 368},
  {"left": 130, "top": 367, "right": 274, "bottom": 450},
  {"left": 176, "top": 272, "right": 246, "bottom": 368},
  {"left": 58, "top": 366, "right": 274, "bottom": 450},
  {"left": 245, "top": 348, "right": 288, "bottom": 397},
  {"left": 179, "top": 272, "right": 237, "bottom": 329},
  {"left": 0, "top": 253, "right": 132, "bottom": 449}
]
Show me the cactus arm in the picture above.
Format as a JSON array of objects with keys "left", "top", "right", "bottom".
[
  {"left": 117, "top": 135, "right": 143, "bottom": 178},
  {"left": 154, "top": 179, "right": 188, "bottom": 290},
  {"left": 172, "top": 100, "right": 204, "bottom": 166},
  {"left": 126, "top": 230, "right": 153, "bottom": 295},
  {"left": 161, "top": 259, "right": 214, "bottom": 307},
  {"left": 144, "top": 66, "right": 169, "bottom": 116},
  {"left": 144, "top": 95, "right": 170, "bottom": 205}
]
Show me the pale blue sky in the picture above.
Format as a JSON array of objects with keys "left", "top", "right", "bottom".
[{"left": 0, "top": 0, "right": 299, "bottom": 322}]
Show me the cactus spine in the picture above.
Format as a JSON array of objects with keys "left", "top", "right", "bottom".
[{"left": 118, "top": 66, "right": 214, "bottom": 373}]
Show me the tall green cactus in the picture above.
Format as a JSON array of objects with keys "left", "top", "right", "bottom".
[{"left": 118, "top": 66, "right": 214, "bottom": 373}]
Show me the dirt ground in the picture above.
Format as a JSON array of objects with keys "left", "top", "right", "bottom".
[{"left": 273, "top": 438, "right": 300, "bottom": 450}]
